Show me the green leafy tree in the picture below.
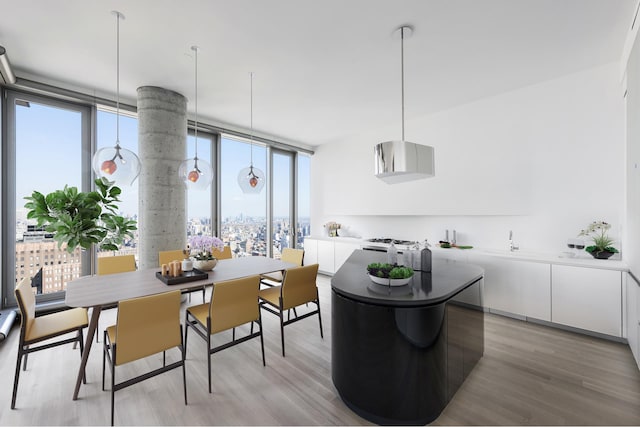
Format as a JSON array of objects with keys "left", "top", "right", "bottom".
[{"left": 24, "top": 178, "right": 137, "bottom": 253}]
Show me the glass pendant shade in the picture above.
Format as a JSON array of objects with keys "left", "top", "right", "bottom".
[
  {"left": 93, "top": 145, "right": 141, "bottom": 186},
  {"left": 237, "top": 165, "right": 265, "bottom": 193},
  {"left": 179, "top": 156, "right": 213, "bottom": 190},
  {"left": 91, "top": 10, "right": 141, "bottom": 186}
]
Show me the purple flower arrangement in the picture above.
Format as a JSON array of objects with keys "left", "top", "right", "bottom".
[{"left": 188, "top": 235, "right": 224, "bottom": 260}]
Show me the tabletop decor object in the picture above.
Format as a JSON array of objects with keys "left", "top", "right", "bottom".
[
  {"left": 367, "top": 262, "right": 414, "bottom": 286},
  {"left": 578, "top": 220, "right": 619, "bottom": 259},
  {"left": 188, "top": 235, "right": 224, "bottom": 270}
]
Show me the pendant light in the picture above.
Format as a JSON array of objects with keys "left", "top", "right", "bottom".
[
  {"left": 92, "top": 11, "right": 141, "bottom": 186},
  {"left": 237, "top": 72, "right": 265, "bottom": 194},
  {"left": 374, "top": 25, "right": 435, "bottom": 184},
  {"left": 179, "top": 46, "right": 213, "bottom": 190}
]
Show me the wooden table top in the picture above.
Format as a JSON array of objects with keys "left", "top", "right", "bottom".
[{"left": 65, "top": 256, "right": 294, "bottom": 308}]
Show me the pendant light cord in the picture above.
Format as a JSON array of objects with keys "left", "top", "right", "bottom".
[
  {"left": 400, "top": 27, "right": 405, "bottom": 142},
  {"left": 250, "top": 71, "right": 254, "bottom": 166},
  {"left": 115, "top": 11, "right": 122, "bottom": 148},
  {"left": 193, "top": 46, "right": 199, "bottom": 159}
]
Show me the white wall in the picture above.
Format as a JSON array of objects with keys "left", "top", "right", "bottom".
[
  {"left": 310, "top": 62, "right": 625, "bottom": 254},
  {"left": 625, "top": 34, "right": 640, "bottom": 274}
]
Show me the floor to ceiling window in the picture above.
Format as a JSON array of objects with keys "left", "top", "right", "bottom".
[
  {"left": 219, "top": 136, "right": 267, "bottom": 257},
  {"left": 3, "top": 90, "right": 91, "bottom": 305},
  {"left": 297, "top": 153, "right": 311, "bottom": 249},
  {"left": 186, "top": 130, "right": 215, "bottom": 239},
  {"left": 96, "top": 108, "right": 139, "bottom": 260},
  {"left": 272, "top": 150, "right": 293, "bottom": 258}
]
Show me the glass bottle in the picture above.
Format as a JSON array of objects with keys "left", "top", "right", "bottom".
[
  {"left": 387, "top": 242, "right": 398, "bottom": 265},
  {"left": 421, "top": 239, "right": 432, "bottom": 272}
]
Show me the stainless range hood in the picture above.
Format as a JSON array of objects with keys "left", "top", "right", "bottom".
[
  {"left": 374, "top": 140, "right": 434, "bottom": 184},
  {"left": 374, "top": 25, "right": 435, "bottom": 184}
]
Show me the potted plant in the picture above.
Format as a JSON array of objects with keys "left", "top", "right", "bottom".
[
  {"left": 578, "top": 221, "right": 619, "bottom": 259},
  {"left": 366, "top": 262, "right": 414, "bottom": 286},
  {"left": 24, "top": 178, "right": 137, "bottom": 253},
  {"left": 188, "top": 234, "right": 224, "bottom": 270}
]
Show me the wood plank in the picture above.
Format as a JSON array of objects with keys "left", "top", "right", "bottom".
[{"left": 0, "top": 275, "right": 638, "bottom": 425}]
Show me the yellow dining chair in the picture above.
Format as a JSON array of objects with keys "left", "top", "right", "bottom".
[
  {"left": 185, "top": 275, "right": 264, "bottom": 393},
  {"left": 97, "top": 254, "right": 136, "bottom": 276},
  {"left": 95, "top": 254, "right": 137, "bottom": 342},
  {"left": 261, "top": 248, "right": 304, "bottom": 287},
  {"left": 212, "top": 245, "right": 232, "bottom": 260},
  {"left": 102, "top": 290, "right": 186, "bottom": 426},
  {"left": 159, "top": 249, "right": 206, "bottom": 303},
  {"left": 11, "top": 278, "right": 88, "bottom": 409},
  {"left": 259, "top": 264, "right": 323, "bottom": 357}
]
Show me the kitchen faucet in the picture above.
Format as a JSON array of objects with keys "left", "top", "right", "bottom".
[{"left": 509, "top": 230, "right": 519, "bottom": 252}]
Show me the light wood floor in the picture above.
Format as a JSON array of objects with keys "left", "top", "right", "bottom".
[{"left": 1, "top": 275, "right": 639, "bottom": 426}]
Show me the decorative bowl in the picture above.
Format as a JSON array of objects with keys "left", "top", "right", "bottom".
[
  {"left": 369, "top": 274, "right": 411, "bottom": 287},
  {"left": 192, "top": 258, "right": 217, "bottom": 271}
]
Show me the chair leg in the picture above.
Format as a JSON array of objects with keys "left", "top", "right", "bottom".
[
  {"left": 279, "top": 309, "right": 286, "bottom": 357},
  {"left": 22, "top": 348, "right": 28, "bottom": 371},
  {"left": 102, "top": 331, "right": 107, "bottom": 391},
  {"left": 259, "top": 315, "right": 266, "bottom": 367},
  {"left": 163, "top": 351, "right": 166, "bottom": 367},
  {"left": 78, "top": 329, "right": 86, "bottom": 384},
  {"left": 110, "top": 353, "right": 116, "bottom": 426},
  {"left": 316, "top": 299, "right": 324, "bottom": 338},
  {"left": 232, "top": 327, "right": 235, "bottom": 341},
  {"left": 181, "top": 326, "right": 187, "bottom": 405},
  {"left": 202, "top": 286, "right": 206, "bottom": 303},
  {"left": 11, "top": 347, "right": 23, "bottom": 409},
  {"left": 207, "top": 332, "right": 212, "bottom": 394}
]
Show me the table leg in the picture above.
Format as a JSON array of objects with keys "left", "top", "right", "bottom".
[{"left": 73, "top": 305, "right": 102, "bottom": 400}]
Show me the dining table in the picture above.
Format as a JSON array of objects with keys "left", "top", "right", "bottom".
[{"left": 65, "top": 256, "right": 295, "bottom": 400}]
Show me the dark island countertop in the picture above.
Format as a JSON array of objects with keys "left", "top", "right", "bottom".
[{"left": 331, "top": 249, "right": 484, "bottom": 307}]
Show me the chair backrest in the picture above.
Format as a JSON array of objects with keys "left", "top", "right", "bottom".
[
  {"left": 114, "top": 290, "right": 182, "bottom": 366},
  {"left": 158, "top": 250, "right": 185, "bottom": 266},
  {"left": 212, "top": 246, "right": 232, "bottom": 260},
  {"left": 281, "top": 248, "right": 304, "bottom": 266},
  {"left": 209, "top": 275, "right": 260, "bottom": 334},
  {"left": 14, "top": 278, "right": 35, "bottom": 340},
  {"left": 97, "top": 255, "right": 136, "bottom": 276},
  {"left": 281, "top": 264, "right": 319, "bottom": 310}
]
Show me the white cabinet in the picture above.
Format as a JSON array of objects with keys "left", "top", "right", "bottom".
[
  {"left": 551, "top": 265, "right": 622, "bottom": 337},
  {"left": 303, "top": 238, "right": 361, "bottom": 275},
  {"left": 628, "top": 274, "right": 640, "bottom": 368},
  {"left": 334, "top": 241, "right": 360, "bottom": 272},
  {"left": 303, "top": 238, "right": 318, "bottom": 266},
  {"left": 471, "top": 254, "right": 550, "bottom": 321},
  {"left": 317, "top": 240, "right": 335, "bottom": 274}
]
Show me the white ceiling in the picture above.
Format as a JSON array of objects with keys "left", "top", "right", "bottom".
[{"left": 0, "top": 0, "right": 636, "bottom": 148}]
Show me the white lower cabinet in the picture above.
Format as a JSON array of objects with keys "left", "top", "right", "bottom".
[
  {"left": 334, "top": 241, "right": 360, "bottom": 272},
  {"left": 551, "top": 265, "right": 622, "bottom": 337},
  {"left": 317, "top": 240, "right": 335, "bottom": 274},
  {"left": 472, "top": 254, "right": 550, "bottom": 321},
  {"left": 303, "top": 238, "right": 318, "bottom": 266},
  {"left": 628, "top": 275, "right": 640, "bottom": 367},
  {"left": 303, "top": 238, "right": 361, "bottom": 275}
]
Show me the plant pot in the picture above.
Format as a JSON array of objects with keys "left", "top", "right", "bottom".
[
  {"left": 192, "top": 259, "right": 218, "bottom": 271},
  {"left": 588, "top": 250, "right": 615, "bottom": 260}
]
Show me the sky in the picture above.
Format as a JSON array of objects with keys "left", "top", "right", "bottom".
[{"left": 15, "top": 102, "right": 309, "bottom": 221}]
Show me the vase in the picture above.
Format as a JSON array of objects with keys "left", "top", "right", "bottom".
[
  {"left": 192, "top": 259, "right": 217, "bottom": 271},
  {"left": 589, "top": 250, "right": 615, "bottom": 260}
]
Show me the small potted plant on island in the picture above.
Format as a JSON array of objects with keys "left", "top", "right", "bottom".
[
  {"left": 578, "top": 221, "right": 619, "bottom": 260},
  {"left": 367, "top": 262, "right": 414, "bottom": 286},
  {"left": 188, "top": 235, "right": 224, "bottom": 270}
]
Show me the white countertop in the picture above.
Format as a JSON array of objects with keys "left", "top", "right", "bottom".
[{"left": 304, "top": 236, "right": 629, "bottom": 272}]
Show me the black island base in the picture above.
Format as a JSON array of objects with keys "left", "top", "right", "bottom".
[{"left": 331, "top": 250, "right": 484, "bottom": 425}]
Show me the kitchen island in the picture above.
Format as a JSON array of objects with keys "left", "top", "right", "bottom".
[{"left": 331, "top": 250, "right": 484, "bottom": 425}]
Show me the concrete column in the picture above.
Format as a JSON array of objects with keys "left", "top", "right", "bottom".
[{"left": 137, "top": 86, "right": 187, "bottom": 270}]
